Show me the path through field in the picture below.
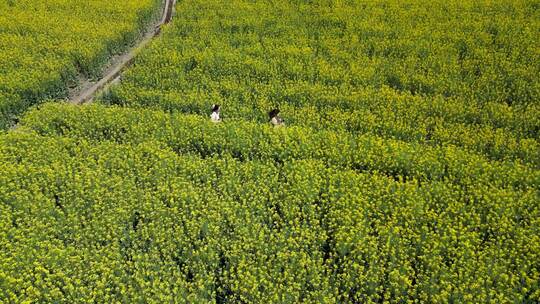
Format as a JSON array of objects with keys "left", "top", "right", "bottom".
[{"left": 69, "top": 0, "right": 176, "bottom": 104}]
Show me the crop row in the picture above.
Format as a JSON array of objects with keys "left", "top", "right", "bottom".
[
  {"left": 21, "top": 103, "right": 539, "bottom": 190},
  {"left": 1, "top": 132, "right": 537, "bottom": 303},
  {"left": 106, "top": 85, "right": 539, "bottom": 165}
]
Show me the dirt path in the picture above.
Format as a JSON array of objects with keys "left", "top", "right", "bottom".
[{"left": 69, "top": 0, "right": 176, "bottom": 104}]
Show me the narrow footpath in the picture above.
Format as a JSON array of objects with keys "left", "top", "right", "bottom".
[{"left": 69, "top": 0, "right": 176, "bottom": 104}]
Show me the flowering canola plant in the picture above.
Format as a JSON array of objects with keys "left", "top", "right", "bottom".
[{"left": 1, "top": 0, "right": 539, "bottom": 302}]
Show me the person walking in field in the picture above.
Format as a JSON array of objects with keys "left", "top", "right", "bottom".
[
  {"left": 269, "top": 108, "right": 285, "bottom": 127},
  {"left": 211, "top": 104, "right": 221, "bottom": 122}
]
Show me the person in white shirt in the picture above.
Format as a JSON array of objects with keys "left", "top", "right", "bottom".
[
  {"left": 210, "top": 104, "right": 221, "bottom": 123},
  {"left": 268, "top": 108, "right": 284, "bottom": 127}
]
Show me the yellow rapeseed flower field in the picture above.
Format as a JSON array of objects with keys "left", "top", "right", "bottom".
[{"left": 0, "top": 0, "right": 539, "bottom": 302}]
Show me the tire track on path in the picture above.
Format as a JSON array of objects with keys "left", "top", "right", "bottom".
[{"left": 70, "top": 0, "right": 176, "bottom": 104}]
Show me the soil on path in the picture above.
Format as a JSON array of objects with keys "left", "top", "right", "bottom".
[{"left": 69, "top": 0, "right": 176, "bottom": 104}]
